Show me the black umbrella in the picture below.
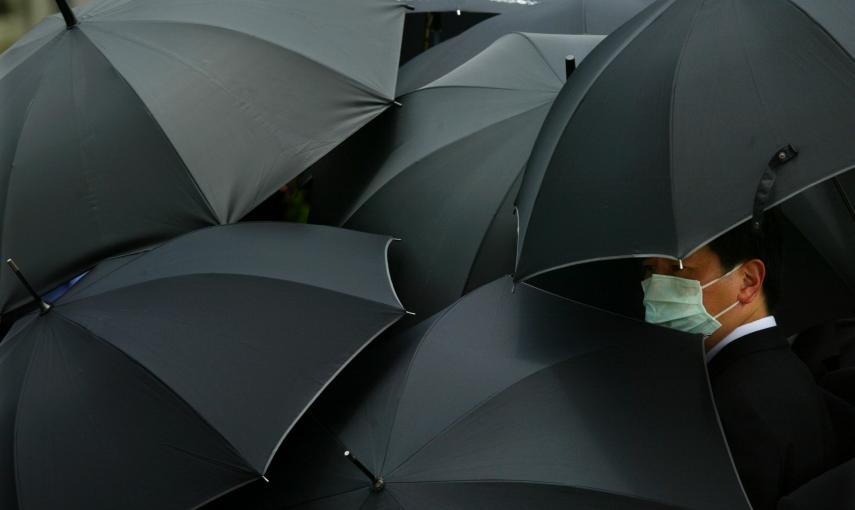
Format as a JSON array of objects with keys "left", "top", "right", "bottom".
[
  {"left": 0, "top": 222, "right": 406, "bottom": 510},
  {"left": 310, "top": 32, "right": 603, "bottom": 317},
  {"left": 207, "top": 276, "right": 750, "bottom": 510},
  {"left": 0, "top": 0, "right": 406, "bottom": 313},
  {"left": 515, "top": 0, "right": 855, "bottom": 281},
  {"left": 397, "top": 0, "right": 654, "bottom": 94}
]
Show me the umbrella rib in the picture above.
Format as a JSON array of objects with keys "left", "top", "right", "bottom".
[
  {"left": 515, "top": 32, "right": 568, "bottom": 85},
  {"left": 58, "top": 241, "right": 406, "bottom": 311},
  {"left": 10, "top": 329, "right": 45, "bottom": 510},
  {"left": 513, "top": 0, "right": 678, "bottom": 278},
  {"left": 377, "top": 301, "right": 461, "bottom": 474},
  {"left": 388, "top": 479, "right": 694, "bottom": 510},
  {"left": 385, "top": 345, "right": 622, "bottom": 479},
  {"left": 0, "top": 31, "right": 63, "bottom": 84},
  {"left": 666, "top": 0, "right": 704, "bottom": 259},
  {"left": 461, "top": 169, "right": 526, "bottom": 295},
  {"left": 281, "top": 486, "right": 367, "bottom": 510},
  {"left": 784, "top": 0, "right": 855, "bottom": 62},
  {"left": 261, "top": 307, "right": 402, "bottom": 474},
  {"left": 343, "top": 98, "right": 555, "bottom": 224},
  {"left": 51, "top": 312, "right": 258, "bottom": 474},
  {"left": 72, "top": 26, "right": 221, "bottom": 225},
  {"left": 84, "top": 18, "right": 392, "bottom": 100},
  {"left": 0, "top": 35, "right": 66, "bottom": 277}
]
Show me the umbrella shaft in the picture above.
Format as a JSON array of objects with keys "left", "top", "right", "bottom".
[
  {"left": 54, "top": 0, "right": 78, "bottom": 28},
  {"left": 343, "top": 450, "right": 381, "bottom": 487},
  {"left": 6, "top": 259, "right": 51, "bottom": 314}
]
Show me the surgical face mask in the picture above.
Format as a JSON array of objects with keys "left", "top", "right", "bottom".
[{"left": 641, "top": 264, "right": 742, "bottom": 337}]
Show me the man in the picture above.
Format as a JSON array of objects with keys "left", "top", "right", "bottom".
[{"left": 641, "top": 217, "right": 839, "bottom": 510}]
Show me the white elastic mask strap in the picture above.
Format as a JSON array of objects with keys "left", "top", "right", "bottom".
[
  {"left": 701, "top": 263, "right": 743, "bottom": 290},
  {"left": 713, "top": 300, "right": 740, "bottom": 320}
]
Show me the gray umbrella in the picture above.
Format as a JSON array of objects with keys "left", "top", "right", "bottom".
[
  {"left": 514, "top": 0, "right": 855, "bottom": 281},
  {"left": 206, "top": 276, "right": 751, "bottom": 510},
  {"left": 404, "top": 0, "right": 538, "bottom": 13},
  {"left": 0, "top": 0, "right": 405, "bottom": 313},
  {"left": 310, "top": 32, "right": 603, "bottom": 317},
  {"left": 397, "top": 0, "right": 653, "bottom": 94},
  {"left": 0, "top": 222, "right": 405, "bottom": 510}
]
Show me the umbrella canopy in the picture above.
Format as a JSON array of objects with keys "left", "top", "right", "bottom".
[
  {"left": 206, "top": 276, "right": 750, "bottom": 510},
  {"left": 397, "top": 0, "right": 653, "bottom": 94},
  {"left": 404, "top": 0, "right": 538, "bottom": 14},
  {"left": 310, "top": 32, "right": 603, "bottom": 317},
  {"left": 0, "top": 0, "right": 405, "bottom": 313},
  {"left": 0, "top": 222, "right": 405, "bottom": 510},
  {"left": 515, "top": 0, "right": 855, "bottom": 280}
]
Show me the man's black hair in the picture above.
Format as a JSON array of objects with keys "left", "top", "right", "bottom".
[{"left": 708, "top": 211, "right": 782, "bottom": 312}]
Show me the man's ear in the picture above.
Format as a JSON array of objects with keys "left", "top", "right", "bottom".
[{"left": 738, "top": 259, "right": 766, "bottom": 304}]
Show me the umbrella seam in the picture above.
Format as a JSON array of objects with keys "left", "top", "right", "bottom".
[
  {"left": 784, "top": 0, "right": 855, "bottom": 62},
  {"left": 386, "top": 479, "right": 695, "bottom": 510},
  {"left": 342, "top": 96, "right": 556, "bottom": 223},
  {"left": 62, "top": 271, "right": 405, "bottom": 315},
  {"left": 10, "top": 328, "right": 43, "bottom": 510},
  {"left": 378, "top": 301, "right": 461, "bottom": 474},
  {"left": 58, "top": 223, "right": 404, "bottom": 310},
  {"left": 461, "top": 169, "right": 528, "bottom": 295},
  {"left": 515, "top": 32, "right": 567, "bottom": 85},
  {"left": 0, "top": 30, "right": 63, "bottom": 82},
  {"left": 261, "top": 310, "right": 404, "bottom": 474},
  {"left": 84, "top": 18, "right": 393, "bottom": 100},
  {"left": 0, "top": 34, "right": 67, "bottom": 301},
  {"left": 74, "top": 25, "right": 225, "bottom": 225},
  {"left": 667, "top": 0, "right": 705, "bottom": 259},
  {"left": 67, "top": 36, "right": 110, "bottom": 256},
  {"left": 280, "top": 486, "right": 367, "bottom": 510},
  {"left": 513, "top": 0, "right": 678, "bottom": 278},
  {"left": 384, "top": 344, "right": 625, "bottom": 479},
  {"left": 188, "top": 477, "right": 259, "bottom": 510},
  {"left": 52, "top": 312, "right": 259, "bottom": 474}
]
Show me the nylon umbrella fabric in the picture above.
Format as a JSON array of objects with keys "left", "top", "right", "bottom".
[
  {"left": 205, "top": 276, "right": 750, "bottom": 510},
  {"left": 0, "top": 222, "right": 405, "bottom": 510},
  {"left": 0, "top": 0, "right": 405, "bottom": 314},
  {"left": 515, "top": 0, "right": 855, "bottom": 281},
  {"left": 310, "top": 32, "right": 603, "bottom": 317},
  {"left": 397, "top": 0, "right": 653, "bottom": 94},
  {"left": 403, "top": 0, "right": 540, "bottom": 13}
]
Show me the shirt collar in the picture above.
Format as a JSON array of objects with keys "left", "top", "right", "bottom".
[{"left": 705, "top": 316, "right": 777, "bottom": 363}]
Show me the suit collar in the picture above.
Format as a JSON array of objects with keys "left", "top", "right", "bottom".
[{"left": 707, "top": 326, "right": 789, "bottom": 378}]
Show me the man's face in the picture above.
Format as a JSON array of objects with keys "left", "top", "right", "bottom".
[{"left": 642, "top": 246, "right": 745, "bottom": 345}]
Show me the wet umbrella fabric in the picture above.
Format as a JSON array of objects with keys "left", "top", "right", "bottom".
[
  {"left": 310, "top": 32, "right": 603, "bottom": 317},
  {"left": 397, "top": 0, "right": 653, "bottom": 94},
  {"left": 0, "top": 0, "right": 405, "bottom": 313},
  {"left": 206, "top": 276, "right": 750, "bottom": 510},
  {"left": 0, "top": 222, "right": 405, "bottom": 510},
  {"left": 515, "top": 0, "right": 855, "bottom": 280}
]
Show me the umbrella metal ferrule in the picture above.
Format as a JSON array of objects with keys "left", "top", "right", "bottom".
[
  {"left": 343, "top": 450, "right": 384, "bottom": 491},
  {"left": 54, "top": 0, "right": 78, "bottom": 29},
  {"left": 5, "top": 259, "right": 51, "bottom": 314},
  {"left": 261, "top": 475, "right": 270, "bottom": 483},
  {"left": 393, "top": 100, "right": 403, "bottom": 107}
]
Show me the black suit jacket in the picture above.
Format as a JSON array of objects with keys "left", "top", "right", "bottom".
[{"left": 708, "top": 326, "right": 839, "bottom": 510}]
